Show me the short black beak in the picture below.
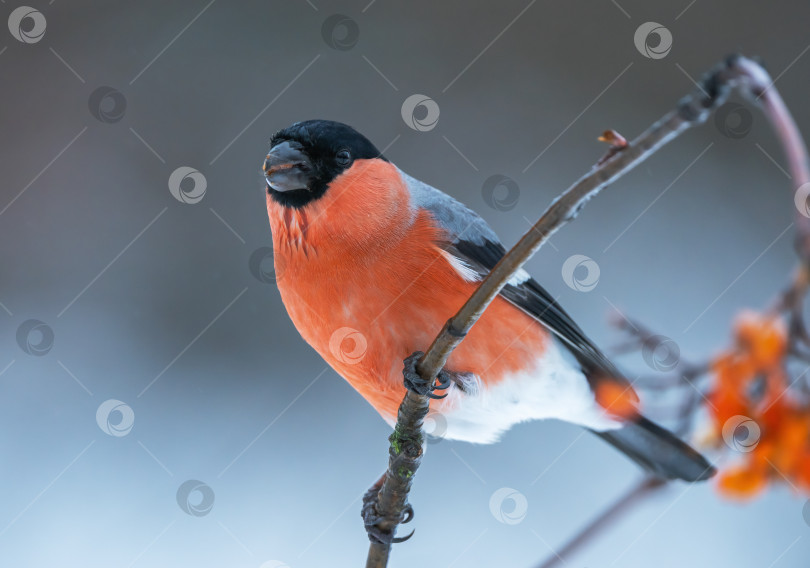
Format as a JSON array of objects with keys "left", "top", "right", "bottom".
[{"left": 264, "top": 141, "right": 312, "bottom": 193}]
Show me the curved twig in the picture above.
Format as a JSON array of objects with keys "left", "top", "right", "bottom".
[
  {"left": 535, "top": 477, "right": 667, "bottom": 568},
  {"left": 365, "top": 390, "right": 427, "bottom": 567},
  {"left": 416, "top": 55, "right": 795, "bottom": 384},
  {"left": 366, "top": 55, "right": 810, "bottom": 567}
]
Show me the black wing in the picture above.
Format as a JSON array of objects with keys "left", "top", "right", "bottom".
[{"left": 450, "top": 238, "right": 625, "bottom": 387}]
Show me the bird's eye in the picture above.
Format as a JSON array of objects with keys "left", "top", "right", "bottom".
[{"left": 336, "top": 149, "right": 352, "bottom": 166}]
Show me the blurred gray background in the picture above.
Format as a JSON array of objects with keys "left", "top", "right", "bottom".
[{"left": 1, "top": 0, "right": 808, "bottom": 566}]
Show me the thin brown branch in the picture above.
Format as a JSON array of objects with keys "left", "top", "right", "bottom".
[
  {"left": 609, "top": 311, "right": 711, "bottom": 387},
  {"left": 366, "top": 54, "right": 810, "bottom": 567},
  {"left": 416, "top": 55, "right": 784, "bottom": 385},
  {"left": 535, "top": 477, "right": 667, "bottom": 568},
  {"left": 365, "top": 389, "right": 428, "bottom": 567},
  {"left": 745, "top": 58, "right": 810, "bottom": 261}
]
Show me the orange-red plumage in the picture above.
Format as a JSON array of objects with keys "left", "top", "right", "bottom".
[{"left": 266, "top": 159, "right": 548, "bottom": 421}]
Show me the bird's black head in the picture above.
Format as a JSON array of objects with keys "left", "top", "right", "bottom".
[{"left": 263, "top": 120, "right": 387, "bottom": 209}]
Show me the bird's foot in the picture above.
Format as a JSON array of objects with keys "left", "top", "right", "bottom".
[
  {"left": 402, "top": 351, "right": 452, "bottom": 399},
  {"left": 362, "top": 476, "right": 414, "bottom": 545}
]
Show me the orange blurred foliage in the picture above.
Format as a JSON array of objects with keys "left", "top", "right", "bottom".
[{"left": 707, "top": 311, "right": 810, "bottom": 499}]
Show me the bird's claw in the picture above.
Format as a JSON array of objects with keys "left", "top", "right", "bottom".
[
  {"left": 362, "top": 481, "right": 415, "bottom": 545},
  {"left": 403, "top": 351, "right": 452, "bottom": 399}
]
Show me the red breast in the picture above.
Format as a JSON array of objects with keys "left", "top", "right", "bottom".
[{"left": 267, "top": 158, "right": 549, "bottom": 421}]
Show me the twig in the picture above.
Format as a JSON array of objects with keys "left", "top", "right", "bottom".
[
  {"left": 528, "top": 57, "right": 810, "bottom": 567},
  {"left": 416, "top": 55, "right": 788, "bottom": 385},
  {"left": 609, "top": 312, "right": 712, "bottom": 438},
  {"left": 364, "top": 389, "right": 428, "bottom": 567},
  {"left": 535, "top": 477, "right": 667, "bottom": 568},
  {"left": 610, "top": 312, "right": 711, "bottom": 389},
  {"left": 365, "top": 54, "right": 810, "bottom": 566}
]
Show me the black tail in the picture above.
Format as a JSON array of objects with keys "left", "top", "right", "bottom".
[{"left": 593, "top": 416, "right": 716, "bottom": 482}]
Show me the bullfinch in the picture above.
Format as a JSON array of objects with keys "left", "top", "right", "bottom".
[{"left": 262, "top": 119, "right": 715, "bottom": 482}]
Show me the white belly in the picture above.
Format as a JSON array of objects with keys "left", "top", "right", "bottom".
[{"left": 416, "top": 339, "right": 624, "bottom": 444}]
